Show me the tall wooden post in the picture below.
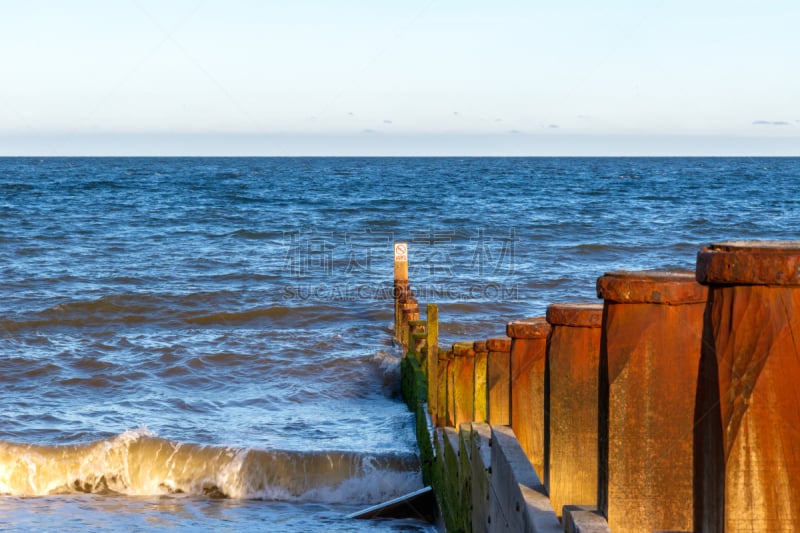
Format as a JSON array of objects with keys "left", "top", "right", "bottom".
[
  {"left": 486, "top": 337, "right": 512, "bottom": 426},
  {"left": 408, "top": 319, "right": 427, "bottom": 359},
  {"left": 545, "top": 302, "right": 603, "bottom": 519},
  {"left": 437, "top": 348, "right": 453, "bottom": 427},
  {"left": 472, "top": 340, "right": 489, "bottom": 423},
  {"left": 393, "top": 242, "right": 409, "bottom": 342},
  {"left": 426, "top": 304, "right": 439, "bottom": 415},
  {"left": 451, "top": 342, "right": 476, "bottom": 427},
  {"left": 507, "top": 317, "right": 551, "bottom": 481},
  {"left": 695, "top": 241, "right": 800, "bottom": 532},
  {"left": 597, "top": 270, "right": 707, "bottom": 533},
  {"left": 399, "top": 300, "right": 419, "bottom": 351}
]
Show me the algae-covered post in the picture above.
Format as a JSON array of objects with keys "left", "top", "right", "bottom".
[
  {"left": 408, "top": 320, "right": 427, "bottom": 360},
  {"left": 545, "top": 302, "right": 603, "bottom": 519},
  {"left": 506, "top": 317, "right": 550, "bottom": 482},
  {"left": 597, "top": 270, "right": 707, "bottom": 533},
  {"left": 425, "top": 304, "right": 439, "bottom": 415},
  {"left": 695, "top": 241, "right": 800, "bottom": 532}
]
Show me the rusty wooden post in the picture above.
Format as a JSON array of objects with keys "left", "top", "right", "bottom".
[
  {"left": 695, "top": 241, "right": 800, "bottom": 532},
  {"left": 472, "top": 340, "right": 488, "bottom": 423},
  {"left": 408, "top": 319, "right": 427, "bottom": 361},
  {"left": 596, "top": 270, "right": 707, "bottom": 533},
  {"left": 545, "top": 302, "right": 603, "bottom": 519},
  {"left": 451, "top": 342, "right": 475, "bottom": 427},
  {"left": 400, "top": 301, "right": 419, "bottom": 352},
  {"left": 486, "top": 336, "right": 511, "bottom": 426},
  {"left": 396, "top": 284, "right": 412, "bottom": 345},
  {"left": 507, "top": 317, "right": 551, "bottom": 481},
  {"left": 393, "top": 242, "right": 409, "bottom": 342},
  {"left": 437, "top": 348, "right": 453, "bottom": 427},
  {"left": 426, "top": 304, "right": 439, "bottom": 415}
]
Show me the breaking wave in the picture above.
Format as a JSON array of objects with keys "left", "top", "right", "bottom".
[{"left": 0, "top": 429, "right": 422, "bottom": 503}]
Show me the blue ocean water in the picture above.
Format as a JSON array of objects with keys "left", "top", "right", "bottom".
[{"left": 0, "top": 157, "right": 798, "bottom": 531}]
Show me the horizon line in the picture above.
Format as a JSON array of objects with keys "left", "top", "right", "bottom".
[
  {"left": 2, "top": 132, "right": 798, "bottom": 158},
  {"left": 2, "top": 154, "right": 800, "bottom": 158}
]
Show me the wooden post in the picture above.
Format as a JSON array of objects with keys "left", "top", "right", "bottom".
[
  {"left": 472, "top": 340, "right": 488, "bottom": 423},
  {"left": 596, "top": 270, "right": 707, "bottom": 533},
  {"left": 400, "top": 302, "right": 419, "bottom": 351},
  {"left": 507, "top": 317, "right": 551, "bottom": 481},
  {"left": 393, "top": 242, "right": 409, "bottom": 342},
  {"left": 408, "top": 319, "right": 427, "bottom": 360},
  {"left": 695, "top": 241, "right": 800, "bottom": 532},
  {"left": 545, "top": 302, "right": 603, "bottom": 519},
  {"left": 426, "top": 304, "right": 439, "bottom": 415},
  {"left": 486, "top": 337, "right": 512, "bottom": 426},
  {"left": 393, "top": 241, "right": 409, "bottom": 283},
  {"left": 451, "top": 342, "right": 475, "bottom": 427},
  {"left": 397, "top": 288, "right": 411, "bottom": 348},
  {"left": 437, "top": 349, "right": 453, "bottom": 427}
]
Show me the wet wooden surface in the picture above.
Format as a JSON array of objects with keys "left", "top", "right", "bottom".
[
  {"left": 598, "top": 270, "right": 706, "bottom": 533},
  {"left": 545, "top": 303, "right": 603, "bottom": 518},
  {"left": 507, "top": 317, "right": 550, "bottom": 481},
  {"left": 696, "top": 285, "right": 800, "bottom": 532},
  {"left": 487, "top": 337, "right": 511, "bottom": 426}
]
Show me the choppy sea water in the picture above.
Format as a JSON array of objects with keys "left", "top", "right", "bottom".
[{"left": 1, "top": 157, "right": 798, "bottom": 531}]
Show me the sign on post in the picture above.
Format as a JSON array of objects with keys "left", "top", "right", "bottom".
[{"left": 394, "top": 242, "right": 408, "bottom": 281}]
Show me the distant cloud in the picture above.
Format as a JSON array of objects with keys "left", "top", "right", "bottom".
[
  {"left": 495, "top": 118, "right": 503, "bottom": 122},
  {"left": 508, "top": 129, "right": 521, "bottom": 134},
  {"left": 383, "top": 120, "right": 393, "bottom": 124},
  {"left": 548, "top": 124, "right": 559, "bottom": 129},
  {"left": 752, "top": 120, "right": 791, "bottom": 126},
  {"left": 453, "top": 111, "right": 459, "bottom": 116},
  {"left": 348, "top": 112, "right": 355, "bottom": 116},
  {"left": 362, "top": 129, "right": 377, "bottom": 134}
]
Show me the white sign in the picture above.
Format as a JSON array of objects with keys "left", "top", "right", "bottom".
[{"left": 394, "top": 242, "right": 408, "bottom": 262}]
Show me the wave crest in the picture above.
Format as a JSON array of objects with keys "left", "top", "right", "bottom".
[{"left": 0, "top": 430, "right": 421, "bottom": 503}]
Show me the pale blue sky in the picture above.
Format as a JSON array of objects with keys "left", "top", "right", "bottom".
[{"left": 1, "top": 0, "right": 798, "bottom": 155}]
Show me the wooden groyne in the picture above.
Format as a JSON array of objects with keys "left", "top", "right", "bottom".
[{"left": 393, "top": 241, "right": 800, "bottom": 532}]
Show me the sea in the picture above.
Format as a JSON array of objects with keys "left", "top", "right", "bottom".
[{"left": 0, "top": 157, "right": 798, "bottom": 531}]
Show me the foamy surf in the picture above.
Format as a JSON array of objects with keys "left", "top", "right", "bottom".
[{"left": 0, "top": 429, "right": 422, "bottom": 503}]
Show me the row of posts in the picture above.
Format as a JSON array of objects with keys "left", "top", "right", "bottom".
[{"left": 393, "top": 241, "right": 800, "bottom": 532}]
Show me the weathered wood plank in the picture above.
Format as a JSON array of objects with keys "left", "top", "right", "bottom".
[
  {"left": 347, "top": 486, "right": 437, "bottom": 523},
  {"left": 487, "top": 337, "right": 511, "bottom": 426},
  {"left": 562, "top": 505, "right": 611, "bottom": 533},
  {"left": 471, "top": 423, "right": 492, "bottom": 533},
  {"left": 545, "top": 303, "right": 602, "bottom": 518},
  {"left": 507, "top": 317, "right": 550, "bottom": 481},
  {"left": 490, "top": 425, "right": 560, "bottom": 533}
]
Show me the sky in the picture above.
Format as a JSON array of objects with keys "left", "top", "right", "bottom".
[{"left": 1, "top": 0, "right": 798, "bottom": 156}]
